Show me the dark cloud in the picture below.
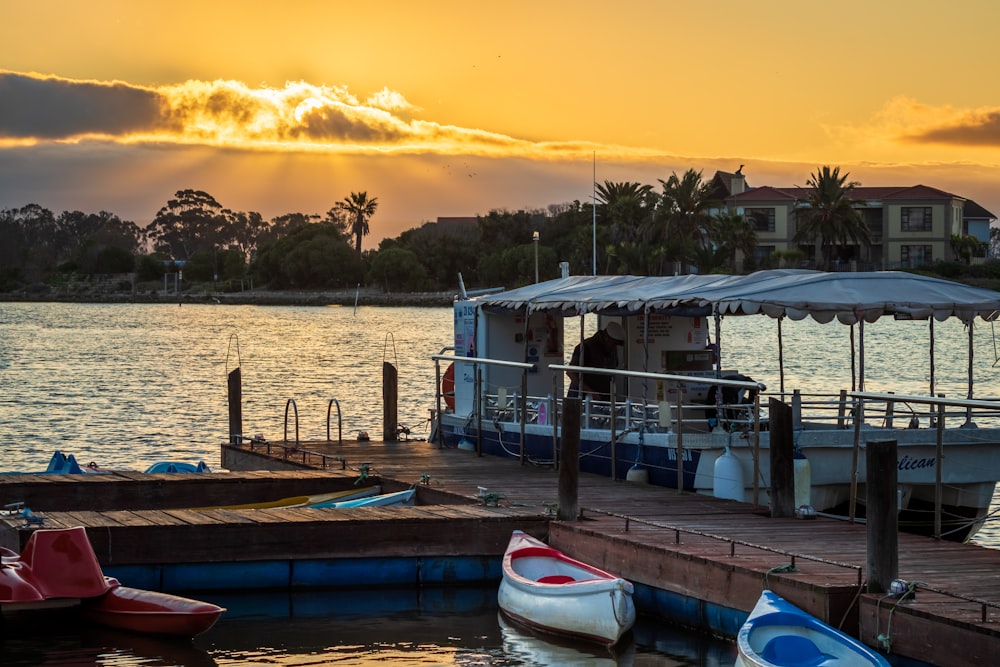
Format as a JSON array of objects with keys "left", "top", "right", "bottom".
[
  {"left": 292, "top": 104, "right": 407, "bottom": 142},
  {"left": 907, "top": 112, "right": 1000, "bottom": 147},
  {"left": 0, "top": 72, "right": 168, "bottom": 139}
]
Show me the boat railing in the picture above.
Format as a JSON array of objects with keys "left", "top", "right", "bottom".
[
  {"left": 442, "top": 361, "right": 766, "bottom": 442},
  {"left": 781, "top": 389, "right": 1000, "bottom": 431},
  {"left": 551, "top": 364, "right": 764, "bottom": 433},
  {"left": 850, "top": 391, "right": 1000, "bottom": 539},
  {"left": 432, "top": 353, "right": 536, "bottom": 460}
]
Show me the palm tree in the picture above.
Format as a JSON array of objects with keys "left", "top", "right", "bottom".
[
  {"left": 654, "top": 169, "right": 718, "bottom": 274},
  {"left": 337, "top": 191, "right": 379, "bottom": 255},
  {"left": 794, "top": 166, "right": 870, "bottom": 270},
  {"left": 710, "top": 212, "right": 758, "bottom": 272},
  {"left": 595, "top": 180, "right": 656, "bottom": 273}
]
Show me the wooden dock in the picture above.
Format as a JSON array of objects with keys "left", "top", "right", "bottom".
[
  {"left": 3, "top": 438, "right": 999, "bottom": 667},
  {"left": 223, "top": 437, "right": 1000, "bottom": 667}
]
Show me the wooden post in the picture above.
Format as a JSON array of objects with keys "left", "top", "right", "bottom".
[
  {"left": 559, "top": 397, "right": 581, "bottom": 521},
  {"left": 866, "top": 439, "right": 898, "bottom": 593},
  {"left": 227, "top": 367, "right": 242, "bottom": 444},
  {"left": 383, "top": 361, "right": 398, "bottom": 442},
  {"left": 791, "top": 389, "right": 802, "bottom": 431},
  {"left": 836, "top": 389, "right": 849, "bottom": 429},
  {"left": 768, "top": 398, "right": 795, "bottom": 518}
]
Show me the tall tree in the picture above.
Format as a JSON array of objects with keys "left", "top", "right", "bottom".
[
  {"left": 654, "top": 169, "right": 717, "bottom": 273},
  {"left": 336, "top": 191, "right": 379, "bottom": 255},
  {"left": 595, "top": 180, "right": 656, "bottom": 273},
  {"left": 794, "top": 166, "right": 871, "bottom": 269},
  {"left": 146, "top": 189, "right": 226, "bottom": 261}
]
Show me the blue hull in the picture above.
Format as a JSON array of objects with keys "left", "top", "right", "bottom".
[
  {"left": 440, "top": 423, "right": 702, "bottom": 491},
  {"left": 736, "top": 590, "right": 890, "bottom": 666}
]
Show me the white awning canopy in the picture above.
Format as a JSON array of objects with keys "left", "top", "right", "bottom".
[{"left": 474, "top": 270, "right": 1000, "bottom": 324}]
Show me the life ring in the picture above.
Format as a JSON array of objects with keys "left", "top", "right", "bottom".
[{"left": 441, "top": 362, "right": 456, "bottom": 410}]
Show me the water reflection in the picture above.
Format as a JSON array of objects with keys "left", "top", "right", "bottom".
[{"left": 0, "top": 588, "right": 738, "bottom": 666}]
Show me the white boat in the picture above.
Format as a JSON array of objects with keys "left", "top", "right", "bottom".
[
  {"left": 497, "top": 530, "right": 635, "bottom": 646},
  {"left": 432, "top": 270, "right": 1000, "bottom": 541},
  {"left": 308, "top": 488, "right": 416, "bottom": 509},
  {"left": 736, "top": 590, "right": 889, "bottom": 666}
]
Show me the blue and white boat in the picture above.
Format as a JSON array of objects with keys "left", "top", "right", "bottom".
[
  {"left": 431, "top": 270, "right": 1000, "bottom": 541},
  {"left": 735, "top": 590, "right": 889, "bottom": 667}
]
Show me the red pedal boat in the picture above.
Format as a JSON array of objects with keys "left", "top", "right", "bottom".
[{"left": 1, "top": 526, "right": 224, "bottom": 637}]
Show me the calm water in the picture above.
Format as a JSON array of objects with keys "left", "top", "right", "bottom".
[{"left": 2, "top": 301, "right": 999, "bottom": 664}]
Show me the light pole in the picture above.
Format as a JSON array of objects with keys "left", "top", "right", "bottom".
[{"left": 532, "top": 231, "right": 539, "bottom": 283}]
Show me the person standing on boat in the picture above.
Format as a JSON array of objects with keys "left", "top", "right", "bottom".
[{"left": 566, "top": 321, "right": 625, "bottom": 400}]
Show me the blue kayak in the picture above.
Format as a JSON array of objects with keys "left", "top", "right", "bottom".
[{"left": 736, "top": 590, "right": 890, "bottom": 666}]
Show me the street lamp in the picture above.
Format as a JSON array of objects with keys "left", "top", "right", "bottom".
[{"left": 532, "top": 231, "right": 540, "bottom": 283}]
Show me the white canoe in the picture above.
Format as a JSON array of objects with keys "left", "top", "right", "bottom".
[
  {"left": 497, "top": 530, "right": 635, "bottom": 647},
  {"left": 736, "top": 590, "right": 890, "bottom": 666}
]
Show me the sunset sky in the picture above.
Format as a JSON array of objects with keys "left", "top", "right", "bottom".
[{"left": 3, "top": 1, "right": 1000, "bottom": 247}]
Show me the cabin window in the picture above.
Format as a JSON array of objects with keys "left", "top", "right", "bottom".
[
  {"left": 901, "top": 206, "right": 932, "bottom": 232},
  {"left": 745, "top": 208, "right": 776, "bottom": 232},
  {"left": 900, "top": 244, "right": 932, "bottom": 267}
]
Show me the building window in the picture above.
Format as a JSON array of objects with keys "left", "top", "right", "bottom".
[
  {"left": 900, "top": 245, "right": 932, "bottom": 267},
  {"left": 745, "top": 208, "right": 775, "bottom": 232},
  {"left": 901, "top": 206, "right": 932, "bottom": 232},
  {"left": 752, "top": 245, "right": 775, "bottom": 263}
]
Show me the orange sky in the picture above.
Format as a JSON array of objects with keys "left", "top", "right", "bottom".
[{"left": 2, "top": 1, "right": 1000, "bottom": 247}]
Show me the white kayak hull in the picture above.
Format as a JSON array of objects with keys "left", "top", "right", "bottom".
[{"left": 498, "top": 530, "right": 635, "bottom": 646}]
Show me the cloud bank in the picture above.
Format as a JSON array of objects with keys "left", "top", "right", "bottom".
[{"left": 0, "top": 71, "right": 651, "bottom": 160}]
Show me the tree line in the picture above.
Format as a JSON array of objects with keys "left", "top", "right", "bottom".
[{"left": 1, "top": 167, "right": 996, "bottom": 295}]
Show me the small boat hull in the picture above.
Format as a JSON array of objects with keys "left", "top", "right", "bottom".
[
  {"left": 143, "top": 460, "right": 212, "bottom": 473},
  {"left": 311, "top": 488, "right": 416, "bottom": 508},
  {"left": 192, "top": 485, "right": 381, "bottom": 510},
  {"left": 82, "top": 585, "right": 225, "bottom": 637},
  {"left": 736, "top": 590, "right": 889, "bottom": 666},
  {"left": 1, "top": 526, "right": 225, "bottom": 638},
  {"left": 498, "top": 530, "right": 635, "bottom": 646}
]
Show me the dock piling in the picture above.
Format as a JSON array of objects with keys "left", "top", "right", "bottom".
[
  {"left": 559, "top": 397, "right": 581, "bottom": 521},
  {"left": 866, "top": 438, "right": 899, "bottom": 593},
  {"left": 228, "top": 367, "right": 242, "bottom": 444},
  {"left": 768, "top": 397, "right": 795, "bottom": 517}
]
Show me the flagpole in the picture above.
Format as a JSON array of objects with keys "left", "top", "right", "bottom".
[{"left": 592, "top": 152, "right": 597, "bottom": 276}]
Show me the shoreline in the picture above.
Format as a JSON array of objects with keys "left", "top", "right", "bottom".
[{"left": 0, "top": 288, "right": 456, "bottom": 308}]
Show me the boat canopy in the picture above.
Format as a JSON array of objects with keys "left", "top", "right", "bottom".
[{"left": 474, "top": 269, "right": 1000, "bottom": 325}]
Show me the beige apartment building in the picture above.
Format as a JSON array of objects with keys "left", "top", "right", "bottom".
[{"left": 712, "top": 170, "right": 996, "bottom": 270}]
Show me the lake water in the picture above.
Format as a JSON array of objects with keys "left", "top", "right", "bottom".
[{"left": 2, "top": 300, "right": 999, "bottom": 665}]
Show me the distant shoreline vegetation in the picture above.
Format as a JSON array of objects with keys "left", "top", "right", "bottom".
[
  {"left": 3, "top": 262, "right": 1000, "bottom": 307},
  {"left": 0, "top": 286, "right": 455, "bottom": 307}
]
